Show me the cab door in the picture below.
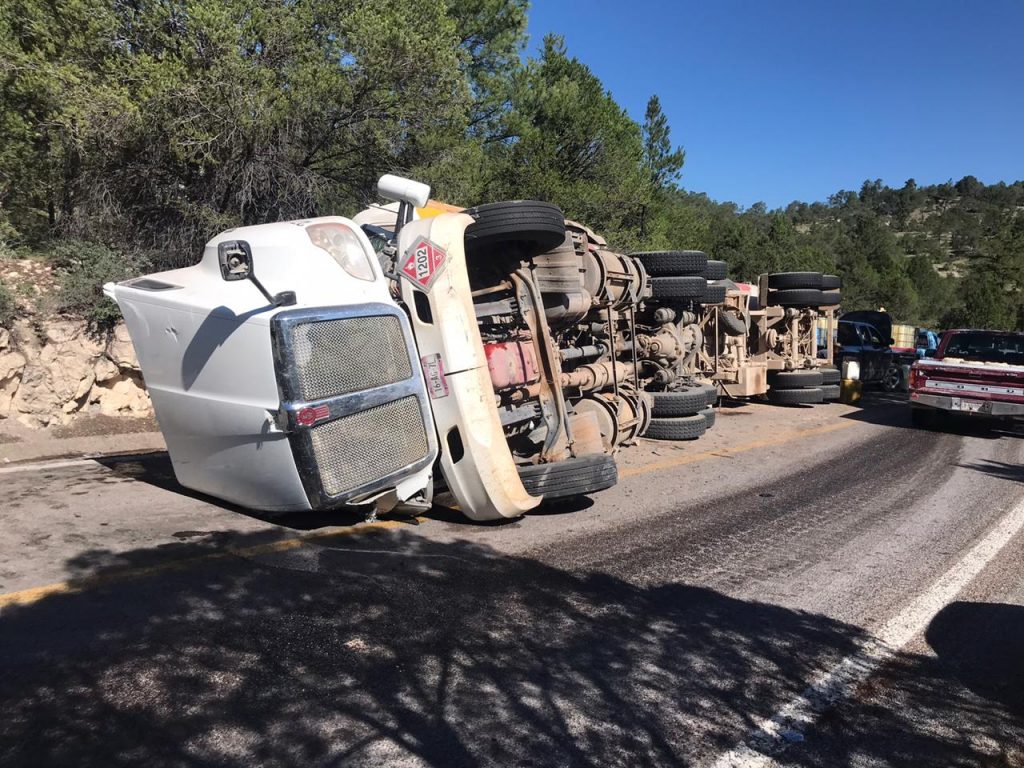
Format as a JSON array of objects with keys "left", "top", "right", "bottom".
[
  {"left": 863, "top": 324, "right": 891, "bottom": 382},
  {"left": 836, "top": 322, "right": 863, "bottom": 377}
]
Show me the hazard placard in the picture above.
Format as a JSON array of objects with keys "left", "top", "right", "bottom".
[{"left": 400, "top": 237, "right": 447, "bottom": 291}]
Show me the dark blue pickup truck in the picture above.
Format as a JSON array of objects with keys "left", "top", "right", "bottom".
[{"left": 826, "top": 311, "right": 903, "bottom": 390}]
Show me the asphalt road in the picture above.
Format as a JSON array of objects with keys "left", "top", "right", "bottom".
[{"left": 1, "top": 393, "right": 1022, "bottom": 767}]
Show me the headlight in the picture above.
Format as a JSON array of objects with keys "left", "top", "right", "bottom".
[{"left": 306, "top": 223, "right": 376, "bottom": 281}]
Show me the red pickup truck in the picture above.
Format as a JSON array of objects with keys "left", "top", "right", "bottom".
[{"left": 908, "top": 329, "right": 1024, "bottom": 427}]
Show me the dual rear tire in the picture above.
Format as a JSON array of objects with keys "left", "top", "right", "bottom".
[
  {"left": 765, "top": 272, "right": 842, "bottom": 308},
  {"left": 631, "top": 250, "right": 729, "bottom": 305}
]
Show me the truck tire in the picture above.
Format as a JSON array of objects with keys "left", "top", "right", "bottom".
[
  {"left": 703, "top": 260, "right": 728, "bottom": 280},
  {"left": 767, "top": 288, "right": 825, "bottom": 307},
  {"left": 464, "top": 201, "right": 566, "bottom": 257},
  {"left": 718, "top": 311, "right": 747, "bottom": 336},
  {"left": 881, "top": 363, "right": 903, "bottom": 391},
  {"left": 767, "top": 386, "right": 824, "bottom": 405},
  {"left": 645, "top": 413, "right": 708, "bottom": 440},
  {"left": 701, "top": 282, "right": 728, "bottom": 304},
  {"left": 821, "top": 274, "right": 842, "bottom": 290},
  {"left": 650, "top": 388, "right": 706, "bottom": 417},
  {"left": 651, "top": 275, "right": 706, "bottom": 300},
  {"left": 821, "top": 289, "right": 842, "bottom": 305},
  {"left": 769, "top": 369, "right": 823, "bottom": 387},
  {"left": 701, "top": 406, "right": 716, "bottom": 429},
  {"left": 820, "top": 367, "right": 841, "bottom": 385},
  {"left": 767, "top": 271, "right": 823, "bottom": 290},
  {"left": 702, "top": 383, "right": 720, "bottom": 405},
  {"left": 820, "top": 384, "right": 841, "bottom": 401},
  {"left": 630, "top": 250, "right": 707, "bottom": 276},
  {"left": 517, "top": 453, "right": 618, "bottom": 499}
]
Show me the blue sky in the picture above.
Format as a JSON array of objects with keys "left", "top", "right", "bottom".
[{"left": 526, "top": 1, "right": 1024, "bottom": 209}]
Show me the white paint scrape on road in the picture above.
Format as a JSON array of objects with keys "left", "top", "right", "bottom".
[{"left": 709, "top": 492, "right": 1024, "bottom": 768}]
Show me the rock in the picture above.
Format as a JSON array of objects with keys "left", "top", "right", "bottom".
[
  {"left": 1, "top": 318, "right": 152, "bottom": 427},
  {"left": 12, "top": 364, "right": 60, "bottom": 427},
  {"left": 0, "top": 328, "right": 9, "bottom": 350},
  {"left": 0, "top": 349, "right": 26, "bottom": 417},
  {"left": 94, "top": 356, "right": 119, "bottom": 383},
  {"left": 91, "top": 374, "right": 151, "bottom": 417},
  {"left": 11, "top": 320, "right": 40, "bottom": 355},
  {"left": 107, "top": 322, "right": 141, "bottom": 371},
  {"left": 0, "top": 349, "right": 24, "bottom": 382},
  {"left": 44, "top": 320, "right": 82, "bottom": 345}
]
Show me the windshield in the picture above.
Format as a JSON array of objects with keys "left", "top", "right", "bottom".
[
  {"left": 942, "top": 332, "right": 1024, "bottom": 365},
  {"left": 837, "top": 323, "right": 859, "bottom": 346}
]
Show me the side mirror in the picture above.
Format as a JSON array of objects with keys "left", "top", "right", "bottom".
[
  {"left": 217, "top": 240, "right": 296, "bottom": 307},
  {"left": 924, "top": 349, "right": 937, "bottom": 358},
  {"left": 376, "top": 174, "right": 431, "bottom": 237},
  {"left": 219, "top": 241, "right": 252, "bottom": 281},
  {"left": 888, "top": 338, "right": 895, "bottom": 346}
]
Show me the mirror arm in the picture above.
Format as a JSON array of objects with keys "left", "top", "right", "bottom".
[
  {"left": 394, "top": 201, "right": 413, "bottom": 237},
  {"left": 249, "top": 274, "right": 296, "bottom": 307}
]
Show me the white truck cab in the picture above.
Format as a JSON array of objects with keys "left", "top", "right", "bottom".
[{"left": 106, "top": 186, "right": 442, "bottom": 517}]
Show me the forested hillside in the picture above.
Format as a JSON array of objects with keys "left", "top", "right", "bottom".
[{"left": 1, "top": 0, "right": 1021, "bottom": 329}]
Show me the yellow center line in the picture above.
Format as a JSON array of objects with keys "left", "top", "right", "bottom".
[
  {"left": 0, "top": 419, "right": 857, "bottom": 610},
  {"left": 0, "top": 517, "right": 423, "bottom": 610}
]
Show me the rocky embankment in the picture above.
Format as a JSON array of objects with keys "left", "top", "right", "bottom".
[{"left": 0, "top": 321, "right": 151, "bottom": 429}]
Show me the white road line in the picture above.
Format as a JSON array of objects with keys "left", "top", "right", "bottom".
[{"left": 709, "top": 494, "right": 1024, "bottom": 768}]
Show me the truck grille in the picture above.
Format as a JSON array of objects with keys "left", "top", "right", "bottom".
[
  {"left": 288, "top": 315, "right": 412, "bottom": 400},
  {"left": 309, "top": 396, "right": 429, "bottom": 497},
  {"left": 272, "top": 303, "right": 437, "bottom": 508}
]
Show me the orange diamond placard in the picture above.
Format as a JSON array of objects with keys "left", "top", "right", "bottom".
[{"left": 400, "top": 237, "right": 447, "bottom": 291}]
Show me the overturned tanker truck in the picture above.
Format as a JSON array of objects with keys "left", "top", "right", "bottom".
[{"left": 105, "top": 175, "right": 719, "bottom": 522}]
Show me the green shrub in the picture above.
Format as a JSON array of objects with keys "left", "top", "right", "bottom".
[
  {"left": 50, "top": 240, "right": 149, "bottom": 328},
  {"left": 0, "top": 282, "right": 15, "bottom": 328}
]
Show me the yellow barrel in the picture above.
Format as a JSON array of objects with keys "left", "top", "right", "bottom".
[{"left": 840, "top": 379, "right": 862, "bottom": 404}]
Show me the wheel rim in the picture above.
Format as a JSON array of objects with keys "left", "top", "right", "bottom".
[{"left": 882, "top": 365, "right": 902, "bottom": 390}]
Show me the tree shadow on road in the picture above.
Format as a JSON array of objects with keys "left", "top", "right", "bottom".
[
  {"left": 794, "top": 601, "right": 1024, "bottom": 767},
  {"left": 0, "top": 530, "right": 1021, "bottom": 767}
]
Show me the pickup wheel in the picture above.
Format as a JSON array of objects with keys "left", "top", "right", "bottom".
[
  {"left": 644, "top": 413, "right": 708, "bottom": 440},
  {"left": 464, "top": 201, "right": 567, "bottom": 258},
  {"left": 650, "top": 388, "right": 706, "bottom": 417},
  {"left": 769, "top": 369, "right": 823, "bottom": 388},
  {"left": 703, "top": 259, "right": 728, "bottom": 280},
  {"left": 701, "top": 281, "right": 728, "bottom": 304},
  {"left": 767, "top": 288, "right": 825, "bottom": 307},
  {"left": 630, "top": 250, "right": 708, "bottom": 276},
  {"left": 767, "top": 271, "right": 823, "bottom": 290},
  {"left": 650, "top": 275, "right": 707, "bottom": 300},
  {"left": 517, "top": 454, "right": 618, "bottom": 499},
  {"left": 820, "top": 384, "right": 841, "bottom": 401},
  {"left": 767, "top": 386, "right": 824, "bottom": 405},
  {"left": 881, "top": 364, "right": 903, "bottom": 391}
]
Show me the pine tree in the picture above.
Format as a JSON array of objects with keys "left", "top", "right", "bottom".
[{"left": 641, "top": 95, "right": 685, "bottom": 191}]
